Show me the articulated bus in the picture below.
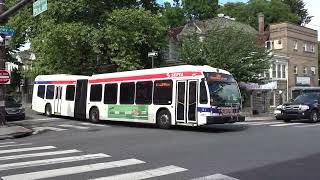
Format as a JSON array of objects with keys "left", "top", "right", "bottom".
[{"left": 32, "top": 65, "right": 245, "bottom": 128}]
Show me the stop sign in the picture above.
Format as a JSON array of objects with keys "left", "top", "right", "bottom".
[{"left": 0, "top": 70, "right": 10, "bottom": 84}]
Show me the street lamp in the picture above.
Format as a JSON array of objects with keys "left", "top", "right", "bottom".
[{"left": 148, "top": 51, "right": 158, "bottom": 69}]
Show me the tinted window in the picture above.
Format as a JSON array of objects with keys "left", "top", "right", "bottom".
[
  {"left": 294, "top": 94, "right": 319, "bottom": 104},
  {"left": 120, "top": 82, "right": 135, "bottom": 104},
  {"left": 104, "top": 84, "right": 118, "bottom": 104},
  {"left": 37, "top": 85, "right": 45, "bottom": 99},
  {"left": 66, "top": 85, "right": 75, "bottom": 101},
  {"left": 46, "top": 85, "right": 55, "bottom": 99},
  {"left": 136, "top": 81, "right": 153, "bottom": 104},
  {"left": 90, "top": 84, "right": 102, "bottom": 102},
  {"left": 153, "top": 80, "right": 173, "bottom": 105},
  {"left": 200, "top": 80, "right": 208, "bottom": 104}
]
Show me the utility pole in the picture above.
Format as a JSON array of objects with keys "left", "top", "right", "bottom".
[{"left": 0, "top": 0, "right": 33, "bottom": 126}]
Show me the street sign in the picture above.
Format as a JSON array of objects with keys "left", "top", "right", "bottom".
[
  {"left": 148, "top": 52, "right": 158, "bottom": 57},
  {"left": 33, "top": 0, "right": 48, "bottom": 16},
  {"left": 0, "top": 70, "right": 10, "bottom": 84},
  {"left": 0, "top": 26, "right": 15, "bottom": 36}
]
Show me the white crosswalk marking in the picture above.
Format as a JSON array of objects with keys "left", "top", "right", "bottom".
[
  {"left": 78, "top": 122, "right": 109, "bottom": 127},
  {"left": 191, "top": 173, "right": 239, "bottom": 180},
  {"left": 1, "top": 159, "right": 145, "bottom": 180},
  {"left": 271, "top": 123, "right": 304, "bottom": 127},
  {"left": 294, "top": 124, "right": 320, "bottom": 128},
  {"left": 0, "top": 143, "right": 32, "bottom": 148},
  {"left": 0, "top": 146, "right": 56, "bottom": 155},
  {"left": 0, "top": 149, "right": 81, "bottom": 161},
  {"left": 32, "top": 126, "right": 68, "bottom": 132},
  {"left": 0, "top": 142, "right": 15, "bottom": 145},
  {"left": 58, "top": 124, "right": 90, "bottom": 129},
  {"left": 0, "top": 153, "right": 110, "bottom": 171},
  {"left": 91, "top": 165, "right": 188, "bottom": 180}
]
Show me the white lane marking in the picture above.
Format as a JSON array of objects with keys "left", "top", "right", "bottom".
[
  {"left": 91, "top": 165, "right": 187, "bottom": 180},
  {"left": 294, "top": 124, "right": 320, "bottom": 128},
  {"left": 32, "top": 127, "right": 68, "bottom": 132},
  {"left": 0, "top": 153, "right": 110, "bottom": 171},
  {"left": 2, "top": 159, "right": 145, "bottom": 180},
  {"left": 21, "top": 118, "right": 61, "bottom": 123},
  {"left": 0, "top": 143, "right": 32, "bottom": 148},
  {"left": 0, "top": 142, "right": 15, "bottom": 145},
  {"left": 191, "top": 173, "right": 239, "bottom": 180},
  {"left": 78, "top": 122, "right": 109, "bottom": 127},
  {"left": 58, "top": 124, "right": 90, "bottom": 129},
  {"left": 0, "top": 149, "right": 81, "bottom": 161},
  {"left": 271, "top": 123, "right": 304, "bottom": 127},
  {"left": 250, "top": 122, "right": 282, "bottom": 126},
  {"left": 0, "top": 146, "right": 56, "bottom": 155}
]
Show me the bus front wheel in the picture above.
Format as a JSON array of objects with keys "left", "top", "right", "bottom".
[
  {"left": 89, "top": 107, "right": 100, "bottom": 123},
  {"left": 156, "top": 110, "right": 171, "bottom": 129},
  {"left": 45, "top": 104, "right": 52, "bottom": 117}
]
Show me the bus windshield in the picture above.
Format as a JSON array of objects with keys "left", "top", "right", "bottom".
[{"left": 205, "top": 72, "right": 241, "bottom": 107}]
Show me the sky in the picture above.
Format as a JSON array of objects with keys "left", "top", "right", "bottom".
[{"left": 157, "top": 0, "right": 320, "bottom": 40}]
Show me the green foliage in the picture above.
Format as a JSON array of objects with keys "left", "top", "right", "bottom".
[
  {"left": 218, "top": 0, "right": 300, "bottom": 29},
  {"left": 182, "top": 0, "right": 219, "bottom": 20},
  {"left": 179, "top": 27, "right": 271, "bottom": 82},
  {"left": 161, "top": 2, "right": 186, "bottom": 28},
  {"left": 282, "top": 0, "right": 308, "bottom": 24},
  {"left": 8, "top": 69, "right": 22, "bottom": 93}
]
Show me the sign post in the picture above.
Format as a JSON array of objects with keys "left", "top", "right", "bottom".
[
  {"left": 148, "top": 51, "right": 158, "bottom": 69},
  {"left": 33, "top": 0, "right": 48, "bottom": 16}
]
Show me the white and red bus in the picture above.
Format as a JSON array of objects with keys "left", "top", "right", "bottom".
[{"left": 32, "top": 65, "right": 245, "bottom": 128}]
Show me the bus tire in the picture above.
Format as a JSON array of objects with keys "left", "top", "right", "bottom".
[
  {"left": 45, "top": 104, "right": 52, "bottom": 117},
  {"left": 156, "top": 109, "right": 171, "bottom": 129},
  {"left": 89, "top": 107, "right": 100, "bottom": 123}
]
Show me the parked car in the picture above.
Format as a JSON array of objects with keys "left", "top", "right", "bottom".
[
  {"left": 5, "top": 96, "right": 25, "bottom": 121},
  {"left": 277, "top": 93, "right": 320, "bottom": 123},
  {"left": 274, "top": 105, "right": 284, "bottom": 120}
]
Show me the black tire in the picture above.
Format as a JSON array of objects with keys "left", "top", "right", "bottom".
[
  {"left": 275, "top": 116, "right": 282, "bottom": 120},
  {"left": 284, "top": 118, "right": 291, "bottom": 123},
  {"left": 89, "top": 107, "right": 100, "bottom": 123},
  {"left": 310, "top": 110, "right": 318, "bottom": 123},
  {"left": 156, "top": 110, "right": 171, "bottom": 129},
  {"left": 45, "top": 104, "right": 52, "bottom": 117}
]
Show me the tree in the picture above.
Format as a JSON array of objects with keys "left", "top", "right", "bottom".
[
  {"left": 282, "top": 0, "right": 308, "bottom": 24},
  {"left": 179, "top": 27, "right": 271, "bottom": 82},
  {"left": 161, "top": 2, "right": 186, "bottom": 28},
  {"left": 182, "top": 0, "right": 219, "bottom": 20}
]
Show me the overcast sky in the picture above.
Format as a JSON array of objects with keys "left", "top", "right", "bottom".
[{"left": 157, "top": 0, "right": 320, "bottom": 40}]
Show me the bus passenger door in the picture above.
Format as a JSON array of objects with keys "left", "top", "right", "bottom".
[
  {"left": 74, "top": 79, "right": 88, "bottom": 119},
  {"left": 187, "top": 80, "right": 198, "bottom": 123},
  {"left": 176, "top": 81, "right": 187, "bottom": 123},
  {"left": 54, "top": 86, "right": 62, "bottom": 114}
]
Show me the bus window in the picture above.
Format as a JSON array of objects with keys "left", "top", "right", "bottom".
[
  {"left": 136, "top": 81, "right": 153, "bottom": 104},
  {"left": 199, "top": 80, "right": 208, "bottom": 104},
  {"left": 90, "top": 84, "right": 102, "bottom": 102},
  {"left": 153, "top": 80, "right": 173, "bottom": 105},
  {"left": 66, "top": 85, "right": 75, "bottom": 101},
  {"left": 37, "top": 85, "right": 45, "bottom": 99},
  {"left": 120, "top": 82, "right": 135, "bottom": 104},
  {"left": 104, "top": 83, "right": 118, "bottom": 104},
  {"left": 45, "top": 85, "right": 55, "bottom": 99}
]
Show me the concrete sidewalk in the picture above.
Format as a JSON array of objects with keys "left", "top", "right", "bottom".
[{"left": 0, "top": 124, "right": 33, "bottom": 140}]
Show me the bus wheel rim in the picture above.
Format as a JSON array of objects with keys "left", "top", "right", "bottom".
[{"left": 160, "top": 114, "right": 169, "bottom": 124}]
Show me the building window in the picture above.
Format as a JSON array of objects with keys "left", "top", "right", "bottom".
[
  {"left": 90, "top": 84, "right": 102, "bottom": 102},
  {"left": 272, "top": 64, "right": 276, "bottom": 78},
  {"left": 120, "top": 82, "right": 135, "bottom": 104},
  {"left": 135, "top": 81, "right": 153, "bottom": 105},
  {"left": 303, "top": 43, "right": 307, "bottom": 51},
  {"left": 66, "top": 85, "right": 75, "bottom": 101},
  {"left": 277, "top": 64, "right": 281, "bottom": 78},
  {"left": 311, "top": 44, "right": 315, "bottom": 53},
  {"left": 104, "top": 83, "right": 118, "bottom": 104},
  {"left": 274, "top": 39, "right": 283, "bottom": 49},
  {"left": 294, "top": 40, "right": 298, "bottom": 50},
  {"left": 311, "top": 67, "right": 316, "bottom": 75},
  {"left": 303, "top": 67, "right": 307, "bottom": 74},
  {"left": 294, "top": 66, "right": 298, "bottom": 74},
  {"left": 265, "top": 41, "right": 273, "bottom": 50},
  {"left": 282, "top": 65, "right": 286, "bottom": 78}
]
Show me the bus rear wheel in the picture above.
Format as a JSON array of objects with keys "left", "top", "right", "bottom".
[
  {"left": 45, "top": 104, "right": 52, "bottom": 117},
  {"left": 89, "top": 107, "right": 100, "bottom": 123},
  {"left": 156, "top": 110, "right": 171, "bottom": 129}
]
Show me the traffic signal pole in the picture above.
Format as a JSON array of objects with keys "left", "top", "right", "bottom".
[{"left": 0, "top": 0, "right": 33, "bottom": 126}]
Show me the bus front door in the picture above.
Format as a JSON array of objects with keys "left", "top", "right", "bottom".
[
  {"left": 54, "top": 86, "right": 62, "bottom": 114},
  {"left": 176, "top": 80, "right": 198, "bottom": 124},
  {"left": 74, "top": 79, "right": 88, "bottom": 119}
]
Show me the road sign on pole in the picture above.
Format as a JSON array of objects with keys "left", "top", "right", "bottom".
[
  {"left": 33, "top": 0, "right": 47, "bottom": 16},
  {"left": 0, "top": 70, "right": 10, "bottom": 84},
  {"left": 0, "top": 26, "right": 15, "bottom": 36}
]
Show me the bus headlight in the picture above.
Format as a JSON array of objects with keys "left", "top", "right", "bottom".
[{"left": 299, "top": 105, "right": 309, "bottom": 111}]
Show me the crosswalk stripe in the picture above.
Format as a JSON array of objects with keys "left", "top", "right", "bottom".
[
  {"left": 32, "top": 127, "right": 68, "bottom": 132},
  {"left": 0, "top": 146, "right": 56, "bottom": 155},
  {"left": 1, "top": 159, "right": 145, "bottom": 180},
  {"left": 0, "top": 153, "right": 110, "bottom": 171},
  {"left": 0, "top": 143, "right": 33, "bottom": 148},
  {"left": 250, "top": 122, "right": 282, "bottom": 125},
  {"left": 78, "top": 122, "right": 109, "bottom": 127},
  {"left": 191, "top": 173, "right": 239, "bottom": 180},
  {"left": 91, "top": 165, "right": 188, "bottom": 180},
  {"left": 21, "top": 118, "right": 60, "bottom": 123},
  {"left": 58, "top": 124, "right": 90, "bottom": 129},
  {"left": 0, "top": 149, "right": 81, "bottom": 161},
  {"left": 294, "top": 124, "right": 320, "bottom": 128},
  {"left": 271, "top": 123, "right": 304, "bottom": 127},
  {"left": 0, "top": 142, "right": 15, "bottom": 145}
]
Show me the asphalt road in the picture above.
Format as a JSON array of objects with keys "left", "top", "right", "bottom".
[{"left": 2, "top": 113, "right": 320, "bottom": 180}]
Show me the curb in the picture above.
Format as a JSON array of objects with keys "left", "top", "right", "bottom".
[{"left": 0, "top": 127, "right": 34, "bottom": 140}]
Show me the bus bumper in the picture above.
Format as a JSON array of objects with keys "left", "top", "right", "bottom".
[{"left": 206, "top": 115, "right": 245, "bottom": 124}]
